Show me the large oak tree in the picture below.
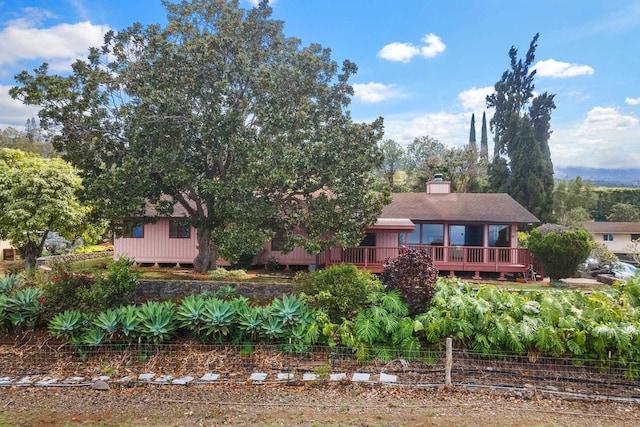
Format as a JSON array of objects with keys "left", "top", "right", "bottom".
[{"left": 11, "top": 0, "right": 387, "bottom": 273}]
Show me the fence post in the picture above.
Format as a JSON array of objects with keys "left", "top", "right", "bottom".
[{"left": 445, "top": 337, "right": 452, "bottom": 387}]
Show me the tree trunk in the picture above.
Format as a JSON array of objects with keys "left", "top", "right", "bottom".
[
  {"left": 19, "top": 241, "right": 41, "bottom": 271},
  {"left": 193, "top": 225, "right": 217, "bottom": 273}
]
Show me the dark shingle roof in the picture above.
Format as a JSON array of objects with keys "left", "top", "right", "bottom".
[{"left": 381, "top": 193, "right": 539, "bottom": 223}]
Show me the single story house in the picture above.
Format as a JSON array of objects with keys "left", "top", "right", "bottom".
[
  {"left": 582, "top": 221, "right": 640, "bottom": 258},
  {"left": 114, "top": 178, "right": 541, "bottom": 279}
]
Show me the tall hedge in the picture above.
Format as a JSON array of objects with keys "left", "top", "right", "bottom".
[{"left": 528, "top": 224, "right": 591, "bottom": 282}]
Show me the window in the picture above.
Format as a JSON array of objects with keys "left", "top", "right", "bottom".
[
  {"left": 631, "top": 234, "right": 640, "bottom": 241},
  {"left": 488, "top": 225, "right": 511, "bottom": 247},
  {"left": 271, "top": 230, "right": 286, "bottom": 251},
  {"left": 449, "top": 225, "right": 484, "bottom": 246},
  {"left": 122, "top": 221, "right": 144, "bottom": 238},
  {"left": 169, "top": 220, "right": 191, "bottom": 239},
  {"left": 407, "top": 223, "right": 444, "bottom": 246},
  {"left": 603, "top": 234, "right": 614, "bottom": 241}
]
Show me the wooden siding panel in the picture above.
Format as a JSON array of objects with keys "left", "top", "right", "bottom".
[{"left": 115, "top": 220, "right": 198, "bottom": 264}]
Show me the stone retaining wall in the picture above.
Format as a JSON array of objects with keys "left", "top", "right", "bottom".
[
  {"left": 35, "top": 252, "right": 113, "bottom": 268},
  {"left": 129, "top": 280, "right": 294, "bottom": 303}
]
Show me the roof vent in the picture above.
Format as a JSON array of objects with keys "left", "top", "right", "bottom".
[{"left": 434, "top": 173, "right": 443, "bottom": 182}]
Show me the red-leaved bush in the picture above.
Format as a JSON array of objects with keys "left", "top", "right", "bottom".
[{"left": 381, "top": 248, "right": 438, "bottom": 316}]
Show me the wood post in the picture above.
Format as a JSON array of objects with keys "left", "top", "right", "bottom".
[{"left": 445, "top": 337, "right": 452, "bottom": 387}]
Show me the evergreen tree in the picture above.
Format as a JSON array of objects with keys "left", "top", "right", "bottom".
[
  {"left": 486, "top": 33, "right": 555, "bottom": 221},
  {"left": 480, "top": 111, "right": 488, "bottom": 163},
  {"left": 468, "top": 113, "right": 477, "bottom": 152}
]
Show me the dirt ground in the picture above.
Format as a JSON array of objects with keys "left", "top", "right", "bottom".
[{"left": 1, "top": 382, "right": 639, "bottom": 427}]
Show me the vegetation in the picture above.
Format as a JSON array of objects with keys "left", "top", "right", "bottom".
[
  {"left": 486, "top": 33, "right": 555, "bottom": 222},
  {"left": 295, "top": 264, "right": 383, "bottom": 320},
  {"left": 528, "top": 225, "right": 591, "bottom": 282},
  {"left": 12, "top": 0, "right": 387, "bottom": 274},
  {"left": 4, "top": 259, "right": 640, "bottom": 380},
  {"left": 0, "top": 149, "right": 88, "bottom": 270},
  {"left": 40, "top": 258, "right": 140, "bottom": 316},
  {"left": 381, "top": 248, "right": 438, "bottom": 316},
  {"left": 208, "top": 268, "right": 247, "bottom": 280},
  {"left": 607, "top": 203, "right": 640, "bottom": 222}
]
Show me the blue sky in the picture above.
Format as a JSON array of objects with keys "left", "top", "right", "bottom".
[{"left": 1, "top": 0, "right": 639, "bottom": 171}]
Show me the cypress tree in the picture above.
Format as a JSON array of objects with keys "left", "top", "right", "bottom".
[
  {"left": 486, "top": 33, "right": 555, "bottom": 221},
  {"left": 480, "top": 111, "right": 488, "bottom": 163},
  {"left": 468, "top": 113, "right": 477, "bottom": 152}
]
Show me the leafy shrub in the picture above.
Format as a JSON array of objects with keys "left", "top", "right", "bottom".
[
  {"left": 294, "top": 264, "right": 383, "bottom": 321},
  {"left": 208, "top": 267, "right": 246, "bottom": 280},
  {"left": 381, "top": 248, "right": 438, "bottom": 317},
  {"left": 528, "top": 225, "right": 591, "bottom": 282},
  {"left": 41, "top": 258, "right": 140, "bottom": 316}
]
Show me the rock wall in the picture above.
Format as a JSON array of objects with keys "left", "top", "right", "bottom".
[
  {"left": 129, "top": 280, "right": 294, "bottom": 303},
  {"left": 35, "top": 252, "right": 113, "bottom": 268}
]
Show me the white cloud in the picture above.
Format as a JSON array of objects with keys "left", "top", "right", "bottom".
[
  {"left": 0, "top": 19, "right": 111, "bottom": 69},
  {"left": 457, "top": 86, "right": 494, "bottom": 112},
  {"left": 247, "top": 0, "right": 276, "bottom": 6},
  {"left": 378, "top": 33, "right": 445, "bottom": 63},
  {"left": 533, "top": 59, "right": 594, "bottom": 78},
  {"left": 382, "top": 111, "right": 469, "bottom": 147},
  {"left": 550, "top": 107, "right": 640, "bottom": 169},
  {"left": 0, "top": 84, "right": 42, "bottom": 129},
  {"left": 353, "top": 82, "right": 405, "bottom": 103},
  {"left": 626, "top": 97, "right": 640, "bottom": 105}
]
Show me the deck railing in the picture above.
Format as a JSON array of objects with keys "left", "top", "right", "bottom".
[{"left": 325, "top": 245, "right": 538, "bottom": 275}]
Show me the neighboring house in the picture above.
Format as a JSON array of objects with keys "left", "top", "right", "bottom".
[
  {"left": 582, "top": 221, "right": 640, "bottom": 257},
  {"left": 114, "top": 178, "right": 540, "bottom": 279}
]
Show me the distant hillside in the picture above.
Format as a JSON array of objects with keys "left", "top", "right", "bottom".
[{"left": 555, "top": 167, "right": 640, "bottom": 188}]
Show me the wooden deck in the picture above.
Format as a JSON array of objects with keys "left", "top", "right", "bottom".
[{"left": 321, "top": 245, "right": 539, "bottom": 278}]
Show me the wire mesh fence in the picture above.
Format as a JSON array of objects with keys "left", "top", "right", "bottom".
[{"left": 1, "top": 338, "right": 638, "bottom": 398}]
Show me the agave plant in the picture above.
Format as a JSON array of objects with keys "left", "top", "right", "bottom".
[
  {"left": 136, "top": 301, "right": 177, "bottom": 342},
  {"left": 7, "top": 287, "right": 43, "bottom": 329},
  {"left": 237, "top": 306, "right": 266, "bottom": 341},
  {"left": 261, "top": 316, "right": 284, "bottom": 340},
  {"left": 93, "top": 309, "right": 122, "bottom": 341},
  {"left": 48, "top": 310, "right": 85, "bottom": 339},
  {"left": 268, "top": 294, "right": 306, "bottom": 327},
  {"left": 175, "top": 295, "right": 206, "bottom": 334},
  {"left": 200, "top": 298, "right": 236, "bottom": 339},
  {"left": 118, "top": 305, "right": 140, "bottom": 339},
  {"left": 0, "top": 272, "right": 22, "bottom": 294},
  {"left": 81, "top": 327, "right": 106, "bottom": 346}
]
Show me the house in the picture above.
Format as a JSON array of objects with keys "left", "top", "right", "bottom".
[
  {"left": 582, "top": 221, "right": 640, "bottom": 259},
  {"left": 114, "top": 178, "right": 541, "bottom": 279}
]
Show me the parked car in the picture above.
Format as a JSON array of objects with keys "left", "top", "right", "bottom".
[{"left": 612, "top": 262, "right": 638, "bottom": 280}]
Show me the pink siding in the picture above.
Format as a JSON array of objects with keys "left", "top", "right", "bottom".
[
  {"left": 255, "top": 243, "right": 317, "bottom": 266},
  {"left": 114, "top": 219, "right": 199, "bottom": 264}
]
